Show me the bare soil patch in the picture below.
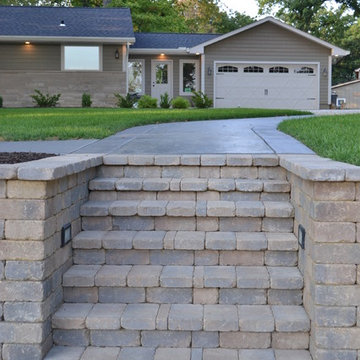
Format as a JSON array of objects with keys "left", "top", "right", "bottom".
[{"left": 0, "top": 152, "right": 57, "bottom": 164}]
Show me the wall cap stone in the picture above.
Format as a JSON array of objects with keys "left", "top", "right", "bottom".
[
  {"left": 279, "top": 155, "right": 360, "bottom": 182},
  {"left": 0, "top": 154, "right": 104, "bottom": 181}
]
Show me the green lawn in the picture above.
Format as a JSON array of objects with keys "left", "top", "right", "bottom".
[
  {"left": 0, "top": 107, "right": 310, "bottom": 141},
  {"left": 278, "top": 114, "right": 360, "bottom": 166}
]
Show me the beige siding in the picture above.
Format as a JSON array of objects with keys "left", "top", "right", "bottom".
[
  {"left": 103, "top": 45, "right": 124, "bottom": 71},
  {"left": 129, "top": 54, "right": 200, "bottom": 100},
  {"left": 0, "top": 71, "right": 126, "bottom": 107},
  {"left": 0, "top": 43, "right": 126, "bottom": 106},
  {"left": 333, "top": 82, "right": 360, "bottom": 109},
  {"left": 0, "top": 44, "right": 61, "bottom": 71},
  {"left": 204, "top": 22, "right": 331, "bottom": 108}
]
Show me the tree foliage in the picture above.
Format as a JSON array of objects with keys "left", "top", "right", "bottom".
[{"left": 109, "top": 0, "right": 188, "bottom": 32}]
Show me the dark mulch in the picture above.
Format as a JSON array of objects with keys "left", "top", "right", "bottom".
[{"left": 0, "top": 152, "right": 57, "bottom": 164}]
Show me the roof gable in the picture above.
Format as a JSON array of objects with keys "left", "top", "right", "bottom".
[
  {"left": 0, "top": 6, "right": 134, "bottom": 42},
  {"left": 190, "top": 16, "right": 349, "bottom": 57}
]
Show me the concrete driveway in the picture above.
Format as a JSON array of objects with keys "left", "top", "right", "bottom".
[{"left": 0, "top": 116, "right": 313, "bottom": 155}]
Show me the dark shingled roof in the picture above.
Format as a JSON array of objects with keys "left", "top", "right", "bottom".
[
  {"left": 0, "top": 6, "right": 134, "bottom": 38},
  {"left": 132, "top": 32, "right": 221, "bottom": 49}
]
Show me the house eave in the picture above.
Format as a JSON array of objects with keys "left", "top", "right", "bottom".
[
  {"left": 0, "top": 35, "right": 136, "bottom": 44},
  {"left": 129, "top": 48, "right": 191, "bottom": 55}
]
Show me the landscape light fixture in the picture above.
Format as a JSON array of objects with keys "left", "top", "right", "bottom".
[
  {"left": 115, "top": 49, "right": 119, "bottom": 59},
  {"left": 61, "top": 223, "right": 72, "bottom": 248},
  {"left": 298, "top": 224, "right": 306, "bottom": 250}
]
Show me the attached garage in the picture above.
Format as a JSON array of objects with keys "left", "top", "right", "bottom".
[
  {"left": 190, "top": 17, "right": 349, "bottom": 110},
  {"left": 214, "top": 62, "right": 319, "bottom": 110}
]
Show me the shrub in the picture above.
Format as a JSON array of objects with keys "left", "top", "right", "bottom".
[
  {"left": 138, "top": 95, "right": 157, "bottom": 109},
  {"left": 82, "top": 93, "right": 92, "bottom": 108},
  {"left": 114, "top": 93, "right": 136, "bottom": 108},
  {"left": 171, "top": 96, "right": 190, "bottom": 109},
  {"left": 160, "top": 92, "right": 171, "bottom": 109},
  {"left": 30, "top": 89, "right": 61, "bottom": 108},
  {"left": 192, "top": 91, "right": 213, "bottom": 108},
  {"left": 0, "top": 96, "right": 2, "bottom": 108}
]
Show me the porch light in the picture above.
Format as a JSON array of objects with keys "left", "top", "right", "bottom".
[
  {"left": 115, "top": 49, "right": 119, "bottom": 59},
  {"left": 196, "top": 52, "right": 200, "bottom": 55},
  {"left": 25, "top": 41, "right": 30, "bottom": 45},
  {"left": 160, "top": 53, "right": 165, "bottom": 56}
]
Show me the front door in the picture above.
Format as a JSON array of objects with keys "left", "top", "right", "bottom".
[{"left": 151, "top": 60, "right": 173, "bottom": 101}]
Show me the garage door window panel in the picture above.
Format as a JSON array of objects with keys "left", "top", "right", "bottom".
[
  {"left": 244, "top": 66, "right": 264, "bottom": 73},
  {"left": 218, "top": 65, "right": 238, "bottom": 73},
  {"left": 295, "top": 66, "right": 314, "bottom": 74},
  {"left": 269, "top": 66, "right": 289, "bottom": 73}
]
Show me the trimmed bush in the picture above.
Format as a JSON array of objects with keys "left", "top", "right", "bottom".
[
  {"left": 172, "top": 96, "right": 190, "bottom": 109},
  {"left": 30, "top": 89, "right": 61, "bottom": 108},
  {"left": 115, "top": 93, "right": 136, "bottom": 108},
  {"left": 160, "top": 92, "right": 171, "bottom": 109},
  {"left": 0, "top": 96, "right": 2, "bottom": 108},
  {"left": 138, "top": 95, "right": 157, "bottom": 108},
  {"left": 192, "top": 90, "right": 213, "bottom": 108},
  {"left": 82, "top": 93, "right": 92, "bottom": 108}
]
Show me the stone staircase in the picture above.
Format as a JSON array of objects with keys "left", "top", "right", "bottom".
[{"left": 46, "top": 155, "right": 312, "bottom": 360}]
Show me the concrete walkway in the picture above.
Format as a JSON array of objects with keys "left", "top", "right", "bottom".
[{"left": 1, "top": 116, "right": 314, "bottom": 155}]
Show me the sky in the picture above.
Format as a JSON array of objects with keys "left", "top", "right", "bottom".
[{"left": 221, "top": 0, "right": 260, "bottom": 17}]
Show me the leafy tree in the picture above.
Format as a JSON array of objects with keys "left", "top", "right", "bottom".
[
  {"left": 333, "top": 20, "right": 360, "bottom": 84},
  {"left": 109, "top": 0, "right": 188, "bottom": 32},
  {"left": 214, "top": 10, "right": 254, "bottom": 33},
  {"left": 0, "top": 0, "right": 70, "bottom": 4}
]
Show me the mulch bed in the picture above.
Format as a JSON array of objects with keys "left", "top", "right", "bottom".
[{"left": 0, "top": 152, "right": 57, "bottom": 164}]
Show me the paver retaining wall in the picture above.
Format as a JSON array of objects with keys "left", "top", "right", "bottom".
[
  {"left": 281, "top": 155, "right": 360, "bottom": 360},
  {"left": 0, "top": 153, "right": 360, "bottom": 359},
  {"left": 0, "top": 155, "right": 101, "bottom": 359}
]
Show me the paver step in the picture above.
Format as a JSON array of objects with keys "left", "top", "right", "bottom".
[
  {"left": 80, "top": 200, "right": 294, "bottom": 218},
  {"left": 89, "top": 177, "right": 290, "bottom": 193},
  {"left": 98, "top": 154, "right": 287, "bottom": 181},
  {"left": 89, "top": 177, "right": 290, "bottom": 202},
  {"left": 63, "top": 264, "right": 303, "bottom": 305},
  {"left": 52, "top": 303, "right": 310, "bottom": 339},
  {"left": 63, "top": 264, "right": 303, "bottom": 291},
  {"left": 73, "top": 231, "right": 298, "bottom": 252},
  {"left": 45, "top": 346, "right": 312, "bottom": 360}
]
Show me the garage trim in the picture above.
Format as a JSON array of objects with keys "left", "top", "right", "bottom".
[{"left": 213, "top": 61, "right": 320, "bottom": 109}]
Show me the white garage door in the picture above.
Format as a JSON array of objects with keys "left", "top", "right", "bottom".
[{"left": 214, "top": 63, "right": 319, "bottom": 110}]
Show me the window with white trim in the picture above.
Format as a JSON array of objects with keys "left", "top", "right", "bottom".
[
  {"left": 218, "top": 65, "right": 238, "bottom": 73},
  {"left": 128, "top": 59, "right": 145, "bottom": 94},
  {"left": 295, "top": 66, "right": 314, "bottom": 74},
  {"left": 244, "top": 66, "right": 264, "bottom": 73},
  {"left": 269, "top": 66, "right": 289, "bottom": 73},
  {"left": 180, "top": 59, "right": 199, "bottom": 95},
  {"left": 63, "top": 46, "right": 101, "bottom": 71}
]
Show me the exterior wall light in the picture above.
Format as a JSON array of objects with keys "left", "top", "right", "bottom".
[
  {"left": 115, "top": 49, "right": 119, "bottom": 59},
  {"left": 207, "top": 67, "right": 212, "bottom": 76},
  {"left": 25, "top": 41, "right": 30, "bottom": 45},
  {"left": 61, "top": 223, "right": 72, "bottom": 248}
]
